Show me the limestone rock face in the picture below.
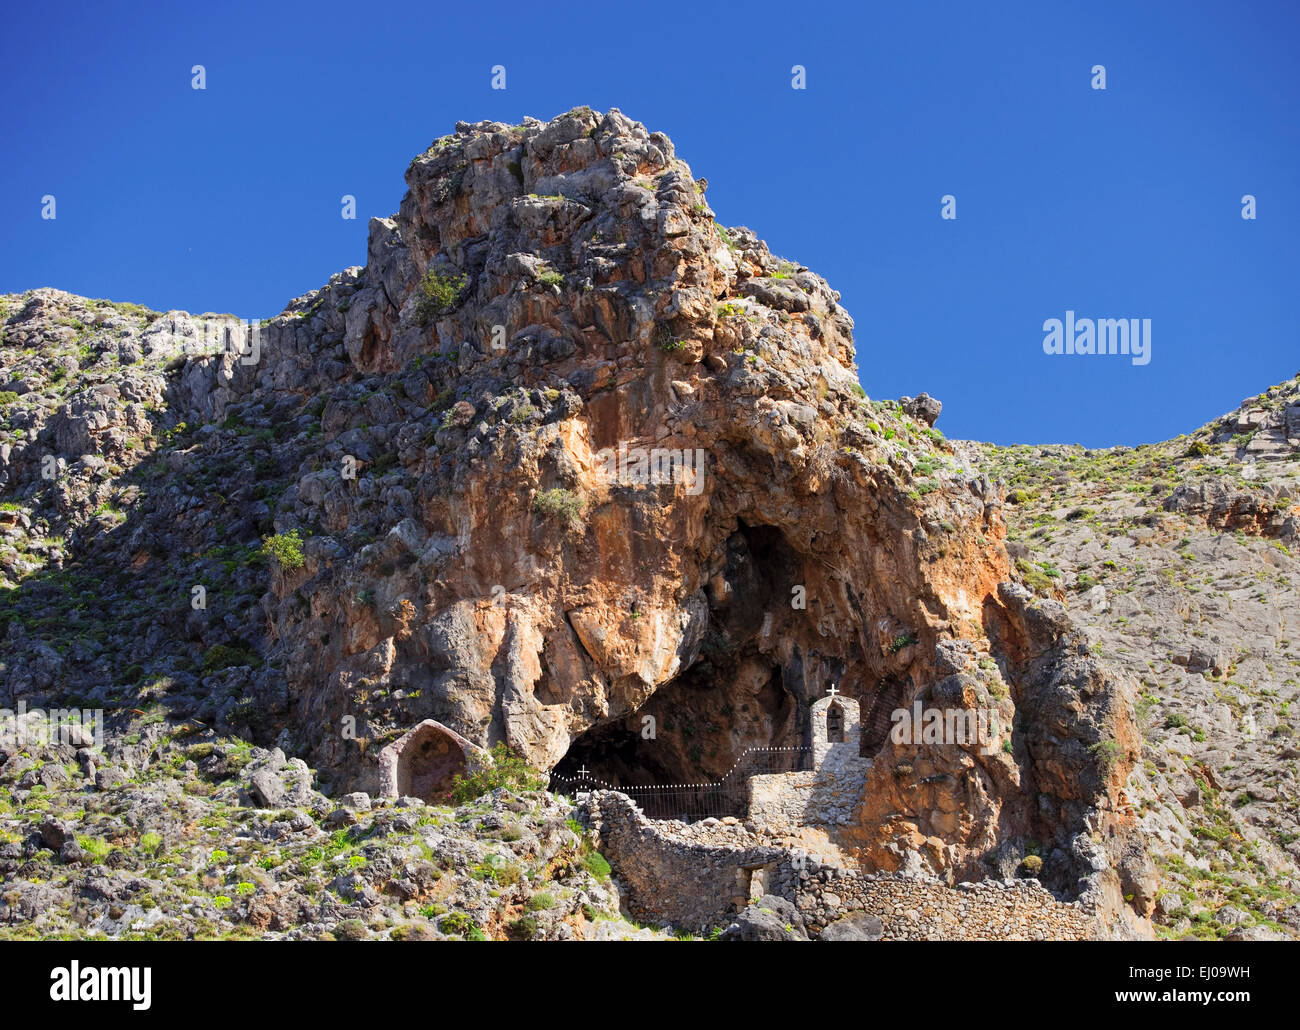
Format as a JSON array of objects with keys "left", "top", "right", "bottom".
[
  {"left": 0, "top": 108, "right": 1150, "bottom": 930},
  {"left": 980, "top": 377, "right": 1300, "bottom": 938},
  {"left": 258, "top": 109, "right": 1019, "bottom": 798}
]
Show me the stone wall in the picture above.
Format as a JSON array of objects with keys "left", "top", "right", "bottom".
[
  {"left": 584, "top": 790, "right": 786, "bottom": 930},
  {"left": 584, "top": 790, "right": 1102, "bottom": 939},
  {"left": 747, "top": 771, "right": 816, "bottom": 832},
  {"left": 793, "top": 870, "right": 1100, "bottom": 940}
]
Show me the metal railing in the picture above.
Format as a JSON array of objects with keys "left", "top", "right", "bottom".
[{"left": 549, "top": 746, "right": 812, "bottom": 822}]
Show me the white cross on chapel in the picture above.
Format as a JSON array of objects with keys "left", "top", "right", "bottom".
[{"left": 826, "top": 684, "right": 839, "bottom": 698}]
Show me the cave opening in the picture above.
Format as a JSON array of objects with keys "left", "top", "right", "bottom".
[{"left": 551, "top": 521, "right": 815, "bottom": 817}]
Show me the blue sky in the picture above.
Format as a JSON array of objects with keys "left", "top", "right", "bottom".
[{"left": 1, "top": 0, "right": 1296, "bottom": 446}]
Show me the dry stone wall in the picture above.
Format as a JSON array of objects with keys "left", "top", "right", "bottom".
[{"left": 585, "top": 790, "right": 1102, "bottom": 939}]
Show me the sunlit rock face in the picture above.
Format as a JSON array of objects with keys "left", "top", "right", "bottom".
[{"left": 0, "top": 108, "right": 1149, "bottom": 931}]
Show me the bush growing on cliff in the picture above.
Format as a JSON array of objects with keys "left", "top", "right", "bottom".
[
  {"left": 449, "top": 743, "right": 546, "bottom": 805},
  {"left": 261, "top": 530, "right": 304, "bottom": 571},
  {"left": 1088, "top": 739, "right": 1121, "bottom": 775},
  {"left": 532, "top": 488, "right": 584, "bottom": 526},
  {"left": 414, "top": 267, "right": 467, "bottom": 325},
  {"left": 1015, "top": 557, "right": 1057, "bottom": 594},
  {"left": 886, "top": 633, "right": 917, "bottom": 655},
  {"left": 438, "top": 912, "right": 486, "bottom": 940}
]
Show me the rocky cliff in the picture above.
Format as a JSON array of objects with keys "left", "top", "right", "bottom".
[
  {"left": 979, "top": 379, "right": 1300, "bottom": 939},
  {"left": 5, "top": 107, "right": 1286, "bottom": 940}
]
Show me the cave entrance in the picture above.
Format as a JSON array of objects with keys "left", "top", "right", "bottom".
[
  {"left": 549, "top": 654, "right": 806, "bottom": 821},
  {"left": 550, "top": 520, "right": 819, "bottom": 819}
]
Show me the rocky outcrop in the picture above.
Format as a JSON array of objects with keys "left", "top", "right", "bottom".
[
  {"left": 0, "top": 107, "right": 1152, "bottom": 936},
  {"left": 979, "top": 376, "right": 1300, "bottom": 939},
  {"left": 0, "top": 717, "right": 644, "bottom": 940}
]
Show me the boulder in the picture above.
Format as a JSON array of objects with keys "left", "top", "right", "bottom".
[{"left": 819, "top": 911, "right": 883, "bottom": 941}]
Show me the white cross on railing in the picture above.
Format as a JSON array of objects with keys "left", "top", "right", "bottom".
[{"left": 578, "top": 765, "right": 589, "bottom": 778}]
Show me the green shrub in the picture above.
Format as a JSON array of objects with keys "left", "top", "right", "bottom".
[
  {"left": 527, "top": 892, "right": 555, "bottom": 911},
  {"left": 886, "top": 633, "right": 917, "bottom": 655},
  {"left": 414, "top": 268, "right": 468, "bottom": 324},
  {"left": 656, "top": 322, "right": 688, "bottom": 352},
  {"left": 536, "top": 268, "right": 564, "bottom": 288},
  {"left": 1015, "top": 557, "right": 1057, "bottom": 594},
  {"left": 77, "top": 836, "right": 111, "bottom": 863},
  {"left": 532, "top": 488, "right": 584, "bottom": 526},
  {"left": 438, "top": 912, "right": 486, "bottom": 940},
  {"left": 334, "top": 918, "right": 368, "bottom": 940},
  {"left": 509, "top": 914, "right": 539, "bottom": 938},
  {"left": 201, "top": 644, "right": 259, "bottom": 673},
  {"left": 449, "top": 743, "right": 546, "bottom": 805},
  {"left": 582, "top": 851, "right": 611, "bottom": 881},
  {"left": 261, "top": 530, "right": 305, "bottom": 571},
  {"left": 0, "top": 391, "right": 20, "bottom": 406},
  {"left": 1088, "top": 739, "right": 1121, "bottom": 774}
]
